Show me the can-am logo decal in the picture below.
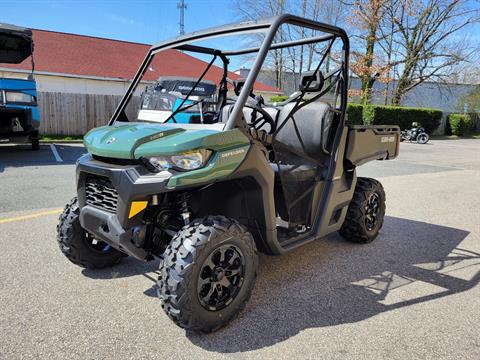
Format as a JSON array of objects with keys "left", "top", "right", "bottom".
[
  {"left": 381, "top": 136, "right": 395, "bottom": 143},
  {"left": 106, "top": 137, "right": 116, "bottom": 144},
  {"left": 221, "top": 148, "right": 246, "bottom": 158}
]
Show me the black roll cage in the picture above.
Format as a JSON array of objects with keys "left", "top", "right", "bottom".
[{"left": 108, "top": 14, "right": 349, "bottom": 131}]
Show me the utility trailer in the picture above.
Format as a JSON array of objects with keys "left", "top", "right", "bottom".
[{"left": 57, "top": 14, "right": 399, "bottom": 332}]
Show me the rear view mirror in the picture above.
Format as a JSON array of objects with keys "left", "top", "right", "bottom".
[
  {"left": 233, "top": 78, "right": 246, "bottom": 96},
  {"left": 299, "top": 71, "right": 324, "bottom": 92}
]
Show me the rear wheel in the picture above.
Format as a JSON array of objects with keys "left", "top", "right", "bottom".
[
  {"left": 339, "top": 177, "right": 385, "bottom": 244},
  {"left": 157, "top": 215, "right": 258, "bottom": 333},
  {"left": 57, "top": 197, "right": 125, "bottom": 269},
  {"left": 416, "top": 133, "right": 429, "bottom": 144}
]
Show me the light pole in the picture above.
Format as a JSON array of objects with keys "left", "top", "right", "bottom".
[{"left": 177, "top": 0, "right": 187, "bottom": 35}]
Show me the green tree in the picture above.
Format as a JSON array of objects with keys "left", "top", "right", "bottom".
[
  {"left": 458, "top": 85, "right": 480, "bottom": 113},
  {"left": 349, "top": 0, "right": 388, "bottom": 104},
  {"left": 390, "top": 0, "right": 479, "bottom": 105}
]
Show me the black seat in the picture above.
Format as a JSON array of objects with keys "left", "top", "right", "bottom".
[
  {"left": 274, "top": 101, "right": 333, "bottom": 160},
  {"left": 271, "top": 100, "right": 333, "bottom": 188}
]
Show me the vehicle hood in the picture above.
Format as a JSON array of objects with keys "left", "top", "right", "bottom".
[
  {"left": 0, "top": 23, "right": 33, "bottom": 64},
  {"left": 83, "top": 123, "right": 250, "bottom": 159}
]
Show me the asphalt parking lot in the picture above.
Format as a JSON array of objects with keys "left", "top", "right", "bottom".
[{"left": 0, "top": 140, "right": 479, "bottom": 359}]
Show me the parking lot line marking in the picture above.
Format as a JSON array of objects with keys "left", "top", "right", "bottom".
[
  {"left": 49, "top": 144, "right": 63, "bottom": 162},
  {"left": 0, "top": 209, "right": 63, "bottom": 224}
]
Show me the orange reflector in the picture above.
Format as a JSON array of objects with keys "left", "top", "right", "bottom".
[{"left": 128, "top": 201, "right": 148, "bottom": 218}]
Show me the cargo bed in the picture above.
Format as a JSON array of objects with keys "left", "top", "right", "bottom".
[{"left": 345, "top": 125, "right": 400, "bottom": 166}]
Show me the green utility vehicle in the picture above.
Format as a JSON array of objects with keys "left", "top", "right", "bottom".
[{"left": 57, "top": 15, "right": 399, "bottom": 332}]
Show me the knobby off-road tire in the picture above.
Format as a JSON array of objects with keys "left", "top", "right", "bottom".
[
  {"left": 157, "top": 215, "right": 258, "bottom": 333},
  {"left": 57, "top": 197, "right": 124, "bottom": 269},
  {"left": 339, "top": 177, "right": 386, "bottom": 244}
]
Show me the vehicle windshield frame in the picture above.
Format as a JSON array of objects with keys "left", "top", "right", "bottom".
[{"left": 108, "top": 14, "right": 349, "bottom": 130}]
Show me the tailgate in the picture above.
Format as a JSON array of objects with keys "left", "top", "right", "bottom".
[{"left": 345, "top": 125, "right": 400, "bottom": 166}]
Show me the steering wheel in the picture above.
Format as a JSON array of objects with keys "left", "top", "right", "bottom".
[
  {"left": 243, "top": 103, "right": 276, "bottom": 135},
  {"left": 224, "top": 78, "right": 276, "bottom": 134}
]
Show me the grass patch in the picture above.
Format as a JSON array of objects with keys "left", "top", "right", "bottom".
[{"left": 40, "top": 135, "right": 83, "bottom": 141}]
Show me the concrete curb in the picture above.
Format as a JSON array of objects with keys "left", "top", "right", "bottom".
[{"left": 40, "top": 140, "right": 83, "bottom": 144}]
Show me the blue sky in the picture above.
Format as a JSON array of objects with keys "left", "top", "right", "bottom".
[
  {"left": 2, "top": 0, "right": 479, "bottom": 76},
  {"left": 2, "top": 1, "right": 478, "bottom": 48},
  {"left": 0, "top": 0, "right": 237, "bottom": 45}
]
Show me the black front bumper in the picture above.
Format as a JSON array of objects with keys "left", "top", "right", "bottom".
[
  {"left": 0, "top": 129, "right": 38, "bottom": 142},
  {"left": 0, "top": 107, "right": 38, "bottom": 142},
  {"left": 76, "top": 154, "right": 172, "bottom": 259}
]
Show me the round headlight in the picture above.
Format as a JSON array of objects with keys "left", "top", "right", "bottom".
[{"left": 145, "top": 149, "right": 211, "bottom": 172}]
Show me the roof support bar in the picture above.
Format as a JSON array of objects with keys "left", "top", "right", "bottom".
[
  {"left": 223, "top": 34, "right": 335, "bottom": 56},
  {"left": 176, "top": 44, "right": 220, "bottom": 55}
]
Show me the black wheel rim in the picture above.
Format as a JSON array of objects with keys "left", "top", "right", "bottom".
[
  {"left": 84, "top": 232, "right": 113, "bottom": 253},
  {"left": 365, "top": 192, "right": 380, "bottom": 231},
  {"left": 197, "top": 244, "right": 245, "bottom": 311}
]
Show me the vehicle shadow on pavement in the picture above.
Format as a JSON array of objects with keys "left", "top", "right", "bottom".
[
  {"left": 79, "top": 215, "right": 478, "bottom": 352},
  {"left": 185, "top": 216, "right": 478, "bottom": 352},
  {"left": 82, "top": 257, "right": 162, "bottom": 297},
  {"left": 82, "top": 257, "right": 160, "bottom": 282},
  {"left": 0, "top": 144, "right": 85, "bottom": 172}
]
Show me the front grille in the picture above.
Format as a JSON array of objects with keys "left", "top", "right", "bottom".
[{"left": 85, "top": 175, "right": 118, "bottom": 213}]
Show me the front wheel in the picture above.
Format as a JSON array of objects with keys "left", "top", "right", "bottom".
[
  {"left": 157, "top": 215, "right": 258, "bottom": 333},
  {"left": 57, "top": 197, "right": 125, "bottom": 269},
  {"left": 416, "top": 133, "right": 429, "bottom": 144},
  {"left": 339, "top": 177, "right": 386, "bottom": 244},
  {"left": 31, "top": 138, "right": 39, "bottom": 151}
]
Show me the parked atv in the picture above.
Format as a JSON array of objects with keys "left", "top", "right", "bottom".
[
  {"left": 400, "top": 123, "right": 429, "bottom": 144},
  {"left": 57, "top": 14, "right": 400, "bottom": 333}
]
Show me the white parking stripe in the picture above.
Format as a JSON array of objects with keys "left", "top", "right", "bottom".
[{"left": 49, "top": 144, "right": 63, "bottom": 162}]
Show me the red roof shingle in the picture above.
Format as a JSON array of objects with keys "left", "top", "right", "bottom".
[{"left": 0, "top": 29, "right": 279, "bottom": 93}]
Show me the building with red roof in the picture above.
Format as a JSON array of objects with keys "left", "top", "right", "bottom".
[{"left": 0, "top": 29, "right": 280, "bottom": 97}]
